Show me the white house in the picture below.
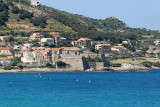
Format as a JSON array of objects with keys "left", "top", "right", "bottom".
[
  {"left": 22, "top": 43, "right": 34, "bottom": 50},
  {"left": 0, "top": 58, "right": 11, "bottom": 66},
  {"left": 21, "top": 51, "right": 36, "bottom": 63},
  {"left": 40, "top": 38, "right": 54, "bottom": 45}
]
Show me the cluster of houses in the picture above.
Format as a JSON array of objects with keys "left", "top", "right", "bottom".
[{"left": 1, "top": 31, "right": 159, "bottom": 70}]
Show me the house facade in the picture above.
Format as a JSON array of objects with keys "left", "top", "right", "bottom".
[
  {"left": 29, "top": 33, "right": 44, "bottom": 41},
  {"left": 72, "top": 41, "right": 85, "bottom": 48},
  {"left": 0, "top": 47, "right": 14, "bottom": 58},
  {"left": 40, "top": 38, "right": 54, "bottom": 45},
  {"left": 154, "top": 40, "right": 160, "bottom": 46},
  {"left": 78, "top": 37, "right": 92, "bottom": 48},
  {"left": 22, "top": 43, "right": 34, "bottom": 50},
  {"left": 14, "top": 37, "right": 29, "bottom": 42},
  {"left": 111, "top": 46, "right": 129, "bottom": 54},
  {"left": 0, "top": 36, "right": 10, "bottom": 42},
  {"left": 95, "top": 44, "right": 111, "bottom": 52}
]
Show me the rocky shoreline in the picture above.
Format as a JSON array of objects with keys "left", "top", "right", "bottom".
[{"left": 0, "top": 67, "right": 151, "bottom": 73}]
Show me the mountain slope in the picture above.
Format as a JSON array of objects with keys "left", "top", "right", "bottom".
[{"left": 0, "top": 0, "right": 160, "bottom": 43}]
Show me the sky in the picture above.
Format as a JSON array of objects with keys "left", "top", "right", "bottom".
[{"left": 36, "top": 0, "right": 160, "bottom": 31}]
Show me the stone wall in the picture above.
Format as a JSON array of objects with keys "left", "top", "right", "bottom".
[
  {"left": 59, "top": 55, "right": 86, "bottom": 71},
  {"left": 86, "top": 62, "right": 109, "bottom": 70}
]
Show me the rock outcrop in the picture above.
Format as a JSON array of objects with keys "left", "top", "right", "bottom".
[{"left": 13, "top": 2, "right": 49, "bottom": 17}]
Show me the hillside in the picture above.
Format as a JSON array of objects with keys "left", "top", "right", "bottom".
[{"left": 0, "top": 0, "right": 160, "bottom": 43}]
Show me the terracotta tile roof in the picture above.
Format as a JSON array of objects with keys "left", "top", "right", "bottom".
[
  {"left": 112, "top": 46, "right": 124, "bottom": 48},
  {"left": 79, "top": 38, "right": 92, "bottom": 41},
  {"left": 47, "top": 38, "right": 53, "bottom": 40},
  {"left": 0, "top": 58, "right": 10, "bottom": 60},
  {"left": 0, "top": 42, "right": 5, "bottom": 45},
  {"left": 51, "top": 48, "right": 61, "bottom": 50},
  {"left": 96, "top": 44, "right": 111, "bottom": 46},
  {"left": 23, "top": 49, "right": 30, "bottom": 51},
  {"left": 61, "top": 47, "right": 80, "bottom": 51},
  {"left": 0, "top": 47, "right": 11, "bottom": 50},
  {"left": 14, "top": 37, "right": 29, "bottom": 39},
  {"left": 138, "top": 40, "right": 147, "bottom": 42}
]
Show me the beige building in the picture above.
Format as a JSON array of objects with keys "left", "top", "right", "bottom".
[
  {"left": 51, "top": 48, "right": 62, "bottom": 55},
  {"left": 50, "top": 32, "right": 60, "bottom": 37},
  {"left": 0, "top": 47, "right": 14, "bottom": 58},
  {"left": 72, "top": 41, "right": 85, "bottom": 48},
  {"left": 95, "top": 44, "right": 111, "bottom": 52},
  {"left": 111, "top": 46, "right": 129, "bottom": 54},
  {"left": 30, "top": 1, "right": 39, "bottom": 6},
  {"left": 0, "top": 36, "right": 10, "bottom": 42},
  {"left": 154, "top": 40, "right": 160, "bottom": 46},
  {"left": 78, "top": 37, "right": 92, "bottom": 48},
  {"left": 14, "top": 37, "right": 29, "bottom": 42},
  {"left": 0, "top": 42, "right": 5, "bottom": 46},
  {"left": 29, "top": 33, "right": 44, "bottom": 41},
  {"left": 60, "top": 37, "right": 67, "bottom": 42},
  {"left": 61, "top": 47, "right": 80, "bottom": 55},
  {"left": 50, "top": 47, "right": 85, "bottom": 70}
]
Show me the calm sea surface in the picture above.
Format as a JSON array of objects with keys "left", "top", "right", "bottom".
[{"left": 0, "top": 69, "right": 160, "bottom": 107}]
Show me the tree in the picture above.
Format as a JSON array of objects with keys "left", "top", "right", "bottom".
[
  {"left": 90, "top": 47, "right": 95, "bottom": 52},
  {"left": 11, "top": 57, "right": 22, "bottom": 66},
  {"left": 11, "top": 7, "right": 20, "bottom": 14},
  {"left": 111, "top": 63, "right": 122, "bottom": 67},
  {"left": 56, "top": 61, "right": 67, "bottom": 68},
  {"left": 141, "top": 61, "right": 152, "bottom": 68},
  {"left": 0, "top": 18, "right": 5, "bottom": 26},
  {"left": 40, "top": 23, "right": 46, "bottom": 28},
  {"left": 46, "top": 63, "right": 55, "bottom": 68},
  {"left": 19, "top": 14, "right": 25, "bottom": 20}
]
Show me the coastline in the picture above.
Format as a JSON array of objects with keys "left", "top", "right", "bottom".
[{"left": 0, "top": 68, "right": 152, "bottom": 73}]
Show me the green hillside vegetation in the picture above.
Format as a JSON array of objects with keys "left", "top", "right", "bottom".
[{"left": 0, "top": 0, "right": 160, "bottom": 45}]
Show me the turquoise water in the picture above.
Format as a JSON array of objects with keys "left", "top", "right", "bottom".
[{"left": 0, "top": 70, "right": 160, "bottom": 107}]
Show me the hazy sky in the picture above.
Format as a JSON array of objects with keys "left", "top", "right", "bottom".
[{"left": 36, "top": 0, "right": 160, "bottom": 31}]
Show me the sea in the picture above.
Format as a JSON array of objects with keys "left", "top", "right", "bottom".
[{"left": 0, "top": 69, "right": 160, "bottom": 107}]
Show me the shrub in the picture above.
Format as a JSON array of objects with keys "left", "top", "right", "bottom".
[
  {"left": 141, "top": 61, "right": 152, "bottom": 68},
  {"left": 56, "top": 61, "right": 67, "bottom": 67},
  {"left": 19, "top": 14, "right": 25, "bottom": 20},
  {"left": 46, "top": 63, "right": 55, "bottom": 68},
  {"left": 11, "top": 7, "right": 20, "bottom": 14},
  {"left": 111, "top": 63, "right": 122, "bottom": 67},
  {"left": 40, "top": 23, "right": 46, "bottom": 28}
]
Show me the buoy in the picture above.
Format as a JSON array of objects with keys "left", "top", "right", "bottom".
[
  {"left": 40, "top": 76, "right": 42, "bottom": 78},
  {"left": 76, "top": 79, "right": 78, "bottom": 82},
  {"left": 50, "top": 78, "right": 51, "bottom": 79},
  {"left": 89, "top": 80, "right": 91, "bottom": 83}
]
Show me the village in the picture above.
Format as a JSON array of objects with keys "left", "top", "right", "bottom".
[
  {"left": 0, "top": 31, "right": 160, "bottom": 72},
  {"left": 0, "top": 0, "right": 160, "bottom": 72}
]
